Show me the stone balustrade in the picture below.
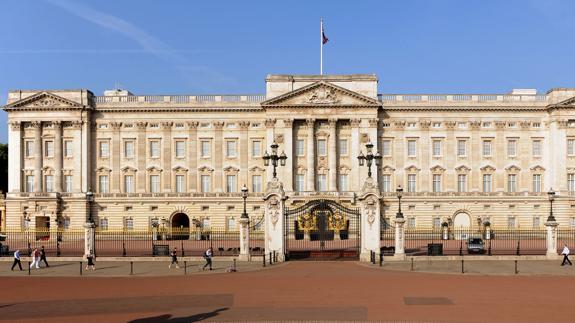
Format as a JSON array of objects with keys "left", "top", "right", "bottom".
[
  {"left": 378, "top": 94, "right": 548, "bottom": 102},
  {"left": 94, "top": 94, "right": 267, "bottom": 104}
]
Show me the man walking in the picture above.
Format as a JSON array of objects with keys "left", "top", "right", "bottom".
[
  {"left": 169, "top": 247, "right": 180, "bottom": 269},
  {"left": 561, "top": 243, "right": 572, "bottom": 266},
  {"left": 202, "top": 247, "right": 213, "bottom": 271},
  {"left": 11, "top": 249, "right": 22, "bottom": 271},
  {"left": 40, "top": 245, "right": 49, "bottom": 268},
  {"left": 29, "top": 248, "right": 40, "bottom": 269}
]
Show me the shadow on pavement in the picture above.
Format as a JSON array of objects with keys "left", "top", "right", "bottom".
[{"left": 128, "top": 307, "right": 229, "bottom": 322}]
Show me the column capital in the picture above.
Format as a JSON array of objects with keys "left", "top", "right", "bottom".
[
  {"left": 161, "top": 121, "right": 174, "bottom": 130},
  {"left": 283, "top": 119, "right": 294, "bottom": 128},
  {"left": 265, "top": 118, "right": 276, "bottom": 128},
  {"left": 328, "top": 118, "right": 338, "bottom": 128},
  {"left": 495, "top": 121, "right": 506, "bottom": 130},
  {"left": 470, "top": 121, "right": 481, "bottom": 130},
  {"left": 9, "top": 121, "right": 22, "bottom": 131},
  {"left": 350, "top": 118, "right": 361, "bottom": 127},
  {"left": 305, "top": 118, "right": 315, "bottom": 127},
  {"left": 69, "top": 121, "right": 83, "bottom": 130},
  {"left": 136, "top": 121, "right": 148, "bottom": 130},
  {"left": 110, "top": 122, "right": 122, "bottom": 130},
  {"left": 445, "top": 121, "right": 457, "bottom": 130},
  {"left": 52, "top": 121, "right": 62, "bottom": 129},
  {"left": 213, "top": 121, "right": 225, "bottom": 130},
  {"left": 367, "top": 118, "right": 378, "bottom": 128},
  {"left": 239, "top": 121, "right": 251, "bottom": 129},
  {"left": 187, "top": 121, "right": 199, "bottom": 129},
  {"left": 30, "top": 121, "right": 42, "bottom": 129}
]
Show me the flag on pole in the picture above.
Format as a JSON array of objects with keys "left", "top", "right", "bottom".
[{"left": 322, "top": 20, "right": 329, "bottom": 44}]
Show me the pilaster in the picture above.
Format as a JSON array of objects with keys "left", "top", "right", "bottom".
[
  {"left": 282, "top": 119, "right": 294, "bottom": 191},
  {"left": 136, "top": 122, "right": 147, "bottom": 193},
  {"left": 306, "top": 118, "right": 315, "bottom": 191},
  {"left": 53, "top": 121, "right": 63, "bottom": 192},
  {"left": 187, "top": 121, "right": 199, "bottom": 192},
  {"left": 239, "top": 121, "right": 250, "bottom": 189},
  {"left": 32, "top": 121, "right": 43, "bottom": 192},
  {"left": 328, "top": 118, "right": 337, "bottom": 191},
  {"left": 8, "top": 121, "right": 22, "bottom": 192},
  {"left": 110, "top": 122, "right": 122, "bottom": 193},
  {"left": 350, "top": 119, "right": 361, "bottom": 191},
  {"left": 213, "top": 121, "right": 225, "bottom": 192},
  {"left": 162, "top": 122, "right": 173, "bottom": 192}
]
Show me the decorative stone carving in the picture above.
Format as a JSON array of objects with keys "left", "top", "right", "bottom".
[
  {"left": 265, "top": 177, "right": 285, "bottom": 195},
  {"left": 419, "top": 120, "right": 431, "bottom": 129},
  {"left": 360, "top": 133, "right": 370, "bottom": 143},
  {"left": 30, "top": 121, "right": 42, "bottom": 129},
  {"left": 9, "top": 121, "right": 21, "bottom": 131},
  {"left": 52, "top": 121, "right": 62, "bottom": 129},
  {"left": 136, "top": 121, "right": 148, "bottom": 130},
  {"left": 283, "top": 119, "right": 294, "bottom": 128},
  {"left": 110, "top": 122, "right": 122, "bottom": 130},
  {"left": 274, "top": 134, "right": 284, "bottom": 144},
  {"left": 361, "top": 176, "right": 379, "bottom": 195},
  {"left": 69, "top": 121, "right": 83, "bottom": 129},
  {"left": 305, "top": 118, "right": 315, "bottom": 127},
  {"left": 364, "top": 195, "right": 378, "bottom": 228},
  {"left": 32, "top": 98, "right": 57, "bottom": 107},
  {"left": 213, "top": 121, "right": 225, "bottom": 129},
  {"left": 368, "top": 118, "right": 378, "bottom": 128},
  {"left": 265, "top": 119, "right": 276, "bottom": 128},
  {"left": 445, "top": 121, "right": 457, "bottom": 130},
  {"left": 267, "top": 195, "right": 280, "bottom": 228},
  {"left": 239, "top": 121, "right": 250, "bottom": 129},
  {"left": 470, "top": 121, "right": 482, "bottom": 130},
  {"left": 306, "top": 86, "right": 340, "bottom": 104},
  {"left": 520, "top": 121, "right": 531, "bottom": 129},
  {"left": 350, "top": 118, "right": 361, "bottom": 127},
  {"left": 161, "top": 121, "right": 174, "bottom": 129},
  {"left": 328, "top": 118, "right": 338, "bottom": 128},
  {"left": 187, "top": 121, "right": 199, "bottom": 129},
  {"left": 495, "top": 121, "right": 506, "bottom": 130},
  {"left": 393, "top": 120, "right": 406, "bottom": 130}
]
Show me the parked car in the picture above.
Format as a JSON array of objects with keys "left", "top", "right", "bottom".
[{"left": 467, "top": 237, "right": 485, "bottom": 254}]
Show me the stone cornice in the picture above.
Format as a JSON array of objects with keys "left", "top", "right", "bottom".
[{"left": 3, "top": 91, "right": 86, "bottom": 112}]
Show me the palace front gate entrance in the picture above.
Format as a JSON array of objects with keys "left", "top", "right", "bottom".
[{"left": 284, "top": 199, "right": 361, "bottom": 260}]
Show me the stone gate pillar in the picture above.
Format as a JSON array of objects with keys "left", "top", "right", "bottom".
[
  {"left": 546, "top": 219, "right": 559, "bottom": 258},
  {"left": 264, "top": 177, "right": 287, "bottom": 262},
  {"left": 238, "top": 216, "right": 250, "bottom": 261},
  {"left": 358, "top": 177, "right": 381, "bottom": 262},
  {"left": 394, "top": 217, "right": 406, "bottom": 259},
  {"left": 83, "top": 222, "right": 95, "bottom": 256}
]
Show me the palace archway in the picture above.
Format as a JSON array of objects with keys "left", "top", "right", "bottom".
[
  {"left": 453, "top": 212, "right": 471, "bottom": 240},
  {"left": 171, "top": 213, "right": 190, "bottom": 240}
]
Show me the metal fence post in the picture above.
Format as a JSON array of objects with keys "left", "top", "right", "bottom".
[
  {"left": 410, "top": 257, "right": 414, "bottom": 271},
  {"left": 233, "top": 259, "right": 236, "bottom": 271},
  {"left": 459, "top": 240, "right": 463, "bottom": 256},
  {"left": 263, "top": 253, "right": 266, "bottom": 267},
  {"left": 461, "top": 258, "right": 464, "bottom": 274},
  {"left": 28, "top": 261, "right": 31, "bottom": 276},
  {"left": 130, "top": 261, "right": 134, "bottom": 275},
  {"left": 379, "top": 252, "right": 383, "bottom": 266},
  {"left": 181, "top": 240, "right": 184, "bottom": 257},
  {"left": 184, "top": 261, "right": 187, "bottom": 275},
  {"left": 269, "top": 252, "right": 272, "bottom": 265},
  {"left": 488, "top": 240, "right": 492, "bottom": 256},
  {"left": 515, "top": 260, "right": 518, "bottom": 274},
  {"left": 516, "top": 240, "right": 520, "bottom": 256},
  {"left": 80, "top": 262, "right": 83, "bottom": 276}
]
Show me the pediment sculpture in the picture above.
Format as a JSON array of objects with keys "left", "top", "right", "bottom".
[{"left": 306, "top": 87, "right": 340, "bottom": 104}]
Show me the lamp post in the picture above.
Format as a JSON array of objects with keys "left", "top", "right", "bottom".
[
  {"left": 547, "top": 188, "right": 556, "bottom": 222},
  {"left": 85, "top": 189, "right": 96, "bottom": 256},
  {"left": 357, "top": 142, "right": 382, "bottom": 178},
  {"left": 241, "top": 184, "right": 249, "bottom": 220},
  {"left": 239, "top": 184, "right": 250, "bottom": 260},
  {"left": 86, "top": 189, "right": 94, "bottom": 224},
  {"left": 262, "top": 141, "right": 287, "bottom": 179},
  {"left": 396, "top": 185, "right": 404, "bottom": 219}
]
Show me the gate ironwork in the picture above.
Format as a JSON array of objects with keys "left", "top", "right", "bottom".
[{"left": 284, "top": 199, "right": 360, "bottom": 260}]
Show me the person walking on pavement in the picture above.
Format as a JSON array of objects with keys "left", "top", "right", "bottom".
[
  {"left": 561, "top": 243, "right": 573, "bottom": 266},
  {"left": 202, "top": 247, "right": 213, "bottom": 271},
  {"left": 169, "top": 247, "right": 180, "bottom": 269},
  {"left": 40, "top": 245, "right": 49, "bottom": 268},
  {"left": 29, "top": 248, "right": 40, "bottom": 269},
  {"left": 85, "top": 250, "right": 96, "bottom": 270},
  {"left": 11, "top": 249, "right": 23, "bottom": 271}
]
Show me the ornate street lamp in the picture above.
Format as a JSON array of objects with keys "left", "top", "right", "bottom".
[
  {"left": 262, "top": 141, "right": 287, "bottom": 179},
  {"left": 86, "top": 189, "right": 94, "bottom": 224},
  {"left": 547, "top": 188, "right": 556, "bottom": 222},
  {"left": 357, "top": 142, "right": 382, "bottom": 178},
  {"left": 396, "top": 185, "right": 404, "bottom": 219},
  {"left": 241, "top": 184, "right": 249, "bottom": 220}
]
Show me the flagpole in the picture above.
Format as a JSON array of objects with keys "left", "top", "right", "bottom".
[{"left": 320, "top": 18, "right": 323, "bottom": 75}]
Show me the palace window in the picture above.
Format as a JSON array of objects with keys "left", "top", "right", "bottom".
[
  {"left": 124, "top": 141, "right": 134, "bottom": 158},
  {"left": 457, "top": 140, "right": 467, "bottom": 156},
  {"left": 201, "top": 140, "right": 211, "bottom": 157},
  {"left": 99, "top": 218, "right": 109, "bottom": 231},
  {"left": 295, "top": 174, "right": 305, "bottom": 192},
  {"left": 99, "top": 141, "right": 110, "bottom": 158},
  {"left": 568, "top": 174, "right": 575, "bottom": 193},
  {"left": 507, "top": 217, "right": 516, "bottom": 229},
  {"left": 226, "top": 175, "right": 237, "bottom": 193},
  {"left": 407, "top": 217, "right": 416, "bottom": 228},
  {"left": 25, "top": 141, "right": 34, "bottom": 157},
  {"left": 432, "top": 140, "right": 442, "bottom": 157},
  {"left": 202, "top": 218, "right": 211, "bottom": 229},
  {"left": 175, "top": 175, "right": 185, "bottom": 193},
  {"left": 317, "top": 139, "right": 327, "bottom": 156},
  {"left": 382, "top": 140, "right": 391, "bottom": 156},
  {"left": 458, "top": 174, "right": 467, "bottom": 192},
  {"left": 149, "top": 141, "right": 160, "bottom": 158},
  {"left": 532, "top": 174, "right": 542, "bottom": 193},
  {"left": 44, "top": 141, "right": 54, "bottom": 157},
  {"left": 407, "top": 174, "right": 417, "bottom": 192},
  {"left": 295, "top": 139, "right": 305, "bottom": 156},
  {"left": 507, "top": 139, "right": 517, "bottom": 157},
  {"left": 25, "top": 175, "right": 34, "bottom": 192},
  {"left": 338, "top": 174, "right": 348, "bottom": 191},
  {"left": 317, "top": 174, "right": 327, "bottom": 192},
  {"left": 382, "top": 175, "right": 391, "bottom": 192},
  {"left": 175, "top": 141, "right": 185, "bottom": 158},
  {"left": 433, "top": 217, "right": 441, "bottom": 229},
  {"left": 482, "top": 140, "right": 492, "bottom": 157},
  {"left": 532, "top": 140, "right": 542, "bottom": 157},
  {"left": 226, "top": 140, "right": 237, "bottom": 158},
  {"left": 64, "top": 175, "right": 73, "bottom": 193},
  {"left": 124, "top": 175, "right": 134, "bottom": 193},
  {"left": 432, "top": 174, "right": 441, "bottom": 192},
  {"left": 507, "top": 174, "right": 517, "bottom": 193},
  {"left": 45, "top": 175, "right": 54, "bottom": 192},
  {"left": 150, "top": 175, "right": 160, "bottom": 193},
  {"left": 252, "top": 140, "right": 261, "bottom": 157},
  {"left": 201, "top": 175, "right": 211, "bottom": 192},
  {"left": 99, "top": 175, "right": 109, "bottom": 193},
  {"left": 64, "top": 140, "right": 73, "bottom": 157},
  {"left": 407, "top": 140, "right": 417, "bottom": 157},
  {"left": 533, "top": 216, "right": 540, "bottom": 229},
  {"left": 483, "top": 174, "right": 493, "bottom": 192},
  {"left": 125, "top": 218, "right": 134, "bottom": 231},
  {"left": 227, "top": 217, "right": 236, "bottom": 231},
  {"left": 252, "top": 175, "right": 262, "bottom": 193},
  {"left": 338, "top": 139, "right": 348, "bottom": 156},
  {"left": 568, "top": 139, "right": 575, "bottom": 156}
]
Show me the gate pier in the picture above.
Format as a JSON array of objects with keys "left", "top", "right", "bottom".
[
  {"left": 264, "top": 177, "right": 287, "bottom": 262},
  {"left": 358, "top": 177, "right": 381, "bottom": 262}
]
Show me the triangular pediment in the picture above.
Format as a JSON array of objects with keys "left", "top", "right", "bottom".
[
  {"left": 3, "top": 92, "right": 83, "bottom": 111},
  {"left": 550, "top": 96, "right": 575, "bottom": 109},
  {"left": 261, "top": 81, "right": 380, "bottom": 107}
]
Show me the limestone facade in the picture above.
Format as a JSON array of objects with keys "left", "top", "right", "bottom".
[{"left": 3, "top": 74, "right": 575, "bottom": 232}]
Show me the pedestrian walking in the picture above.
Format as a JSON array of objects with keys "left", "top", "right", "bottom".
[
  {"left": 202, "top": 247, "right": 213, "bottom": 271},
  {"left": 169, "top": 247, "right": 180, "bottom": 269},
  {"left": 85, "top": 250, "right": 96, "bottom": 270},
  {"left": 11, "top": 249, "right": 22, "bottom": 271},
  {"left": 561, "top": 243, "right": 572, "bottom": 266},
  {"left": 40, "top": 245, "right": 49, "bottom": 268},
  {"left": 29, "top": 248, "right": 40, "bottom": 269}
]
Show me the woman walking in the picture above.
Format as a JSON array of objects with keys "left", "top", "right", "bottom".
[
  {"left": 85, "top": 250, "right": 96, "bottom": 270},
  {"left": 169, "top": 247, "right": 180, "bottom": 269},
  {"left": 202, "top": 247, "right": 213, "bottom": 271}
]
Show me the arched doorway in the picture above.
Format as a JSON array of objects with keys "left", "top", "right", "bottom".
[
  {"left": 453, "top": 212, "right": 471, "bottom": 240},
  {"left": 171, "top": 213, "right": 190, "bottom": 240}
]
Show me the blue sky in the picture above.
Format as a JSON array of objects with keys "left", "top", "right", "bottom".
[{"left": 1, "top": 0, "right": 574, "bottom": 143}]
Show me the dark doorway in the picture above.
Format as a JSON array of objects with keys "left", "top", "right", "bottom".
[{"left": 171, "top": 213, "right": 190, "bottom": 240}]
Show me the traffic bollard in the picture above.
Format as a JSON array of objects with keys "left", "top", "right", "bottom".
[
  {"left": 184, "top": 261, "right": 187, "bottom": 275},
  {"left": 80, "top": 262, "right": 83, "bottom": 276},
  {"left": 130, "top": 261, "right": 133, "bottom": 275},
  {"left": 233, "top": 259, "right": 237, "bottom": 271},
  {"left": 262, "top": 253, "right": 266, "bottom": 267},
  {"left": 269, "top": 252, "right": 272, "bottom": 265},
  {"left": 515, "top": 260, "right": 518, "bottom": 274},
  {"left": 28, "top": 261, "right": 31, "bottom": 276},
  {"left": 379, "top": 253, "right": 383, "bottom": 267},
  {"left": 461, "top": 259, "right": 465, "bottom": 274},
  {"left": 411, "top": 258, "right": 414, "bottom": 271}
]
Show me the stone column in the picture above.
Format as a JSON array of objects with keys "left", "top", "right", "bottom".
[
  {"left": 470, "top": 121, "right": 481, "bottom": 191},
  {"left": 71, "top": 121, "right": 83, "bottom": 192},
  {"left": 187, "top": 121, "right": 199, "bottom": 192},
  {"left": 53, "top": 121, "right": 63, "bottom": 192},
  {"left": 358, "top": 178, "right": 381, "bottom": 262},
  {"left": 8, "top": 121, "right": 22, "bottom": 192},
  {"left": 264, "top": 178, "right": 286, "bottom": 262},
  {"left": 282, "top": 119, "right": 294, "bottom": 191},
  {"left": 136, "top": 122, "right": 147, "bottom": 193},
  {"left": 350, "top": 119, "right": 361, "bottom": 191},
  {"left": 546, "top": 219, "right": 559, "bottom": 258},
  {"left": 32, "top": 121, "right": 43, "bottom": 192},
  {"left": 81, "top": 112, "right": 91, "bottom": 193},
  {"left": 162, "top": 122, "right": 173, "bottom": 192},
  {"left": 239, "top": 121, "right": 250, "bottom": 188},
  {"left": 445, "top": 121, "right": 457, "bottom": 192},
  {"left": 328, "top": 119, "right": 338, "bottom": 191},
  {"left": 238, "top": 216, "right": 250, "bottom": 261},
  {"left": 442, "top": 224, "right": 449, "bottom": 240},
  {"left": 494, "top": 121, "right": 506, "bottom": 192},
  {"left": 213, "top": 121, "right": 225, "bottom": 192},
  {"left": 394, "top": 217, "right": 406, "bottom": 259},
  {"left": 110, "top": 122, "right": 122, "bottom": 193},
  {"left": 306, "top": 119, "right": 315, "bottom": 191},
  {"left": 265, "top": 119, "right": 276, "bottom": 183},
  {"left": 83, "top": 222, "right": 95, "bottom": 256}
]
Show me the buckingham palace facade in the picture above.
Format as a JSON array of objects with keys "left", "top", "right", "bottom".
[{"left": 3, "top": 74, "right": 575, "bottom": 232}]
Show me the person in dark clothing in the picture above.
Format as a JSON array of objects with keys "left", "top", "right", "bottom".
[
  {"left": 169, "top": 247, "right": 180, "bottom": 269},
  {"left": 11, "top": 249, "right": 22, "bottom": 271},
  {"left": 202, "top": 247, "right": 213, "bottom": 271},
  {"left": 40, "top": 245, "right": 49, "bottom": 267},
  {"left": 561, "top": 243, "right": 573, "bottom": 266}
]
